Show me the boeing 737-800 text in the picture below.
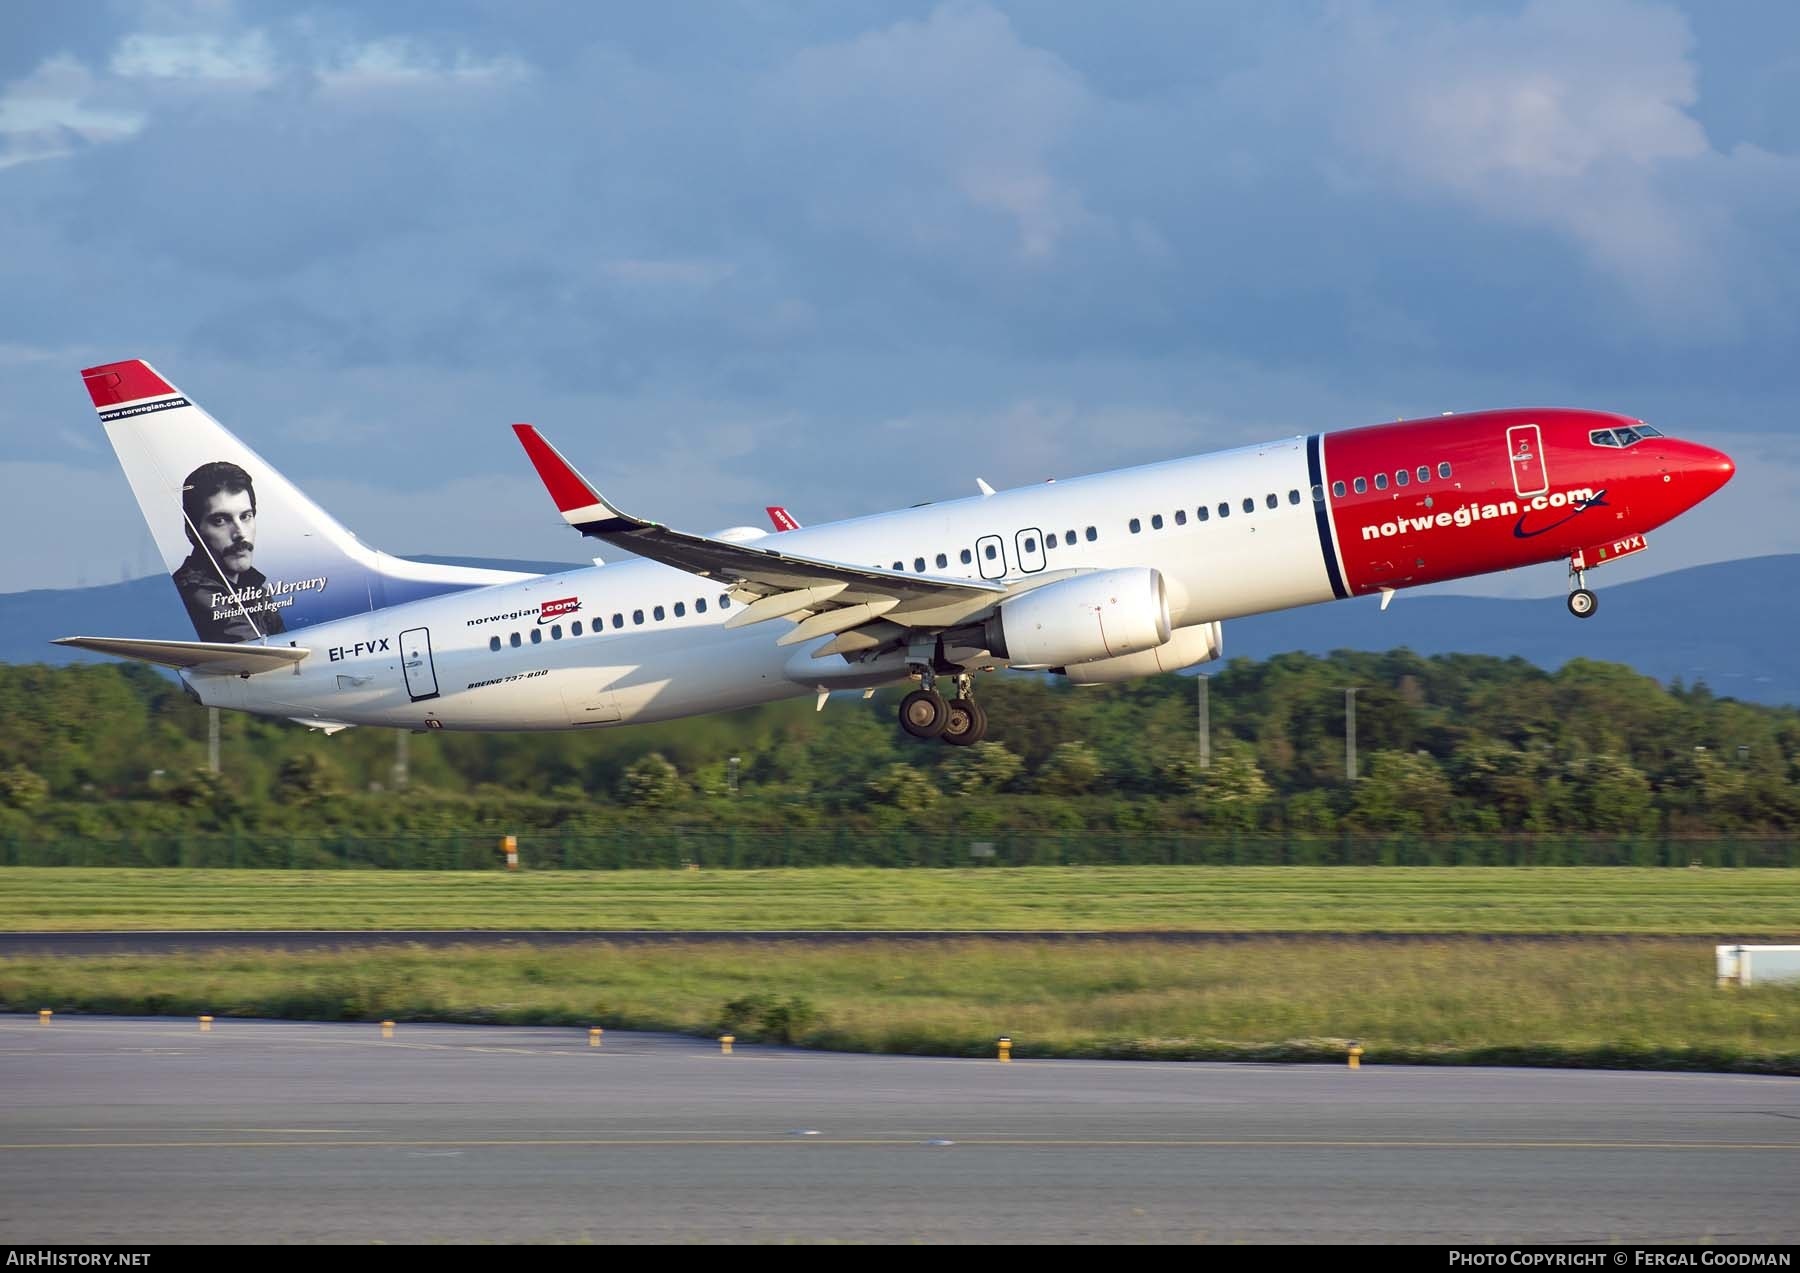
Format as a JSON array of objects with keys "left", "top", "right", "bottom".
[{"left": 58, "top": 360, "right": 1735, "bottom": 744}]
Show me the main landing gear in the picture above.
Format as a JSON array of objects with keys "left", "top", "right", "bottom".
[
  {"left": 898, "top": 671, "right": 988, "bottom": 745},
  {"left": 1567, "top": 553, "right": 1598, "bottom": 619}
]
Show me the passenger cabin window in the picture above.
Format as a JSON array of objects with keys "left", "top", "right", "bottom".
[
  {"left": 572, "top": 621, "right": 583, "bottom": 636},
  {"left": 1288, "top": 490, "right": 1301, "bottom": 505},
  {"left": 673, "top": 602, "right": 685, "bottom": 618},
  {"left": 1150, "top": 515, "right": 1162, "bottom": 531},
  {"left": 1332, "top": 481, "right": 1347, "bottom": 498},
  {"left": 1438, "top": 462, "right": 1452, "bottom": 478},
  {"left": 612, "top": 613, "right": 623, "bottom": 629},
  {"left": 1196, "top": 505, "right": 1209, "bottom": 522},
  {"left": 1064, "top": 528, "right": 1076, "bottom": 543},
  {"left": 1353, "top": 477, "right": 1367, "bottom": 494},
  {"left": 1395, "top": 470, "right": 1409, "bottom": 487},
  {"left": 653, "top": 605, "right": 665, "bottom": 621},
  {"left": 1045, "top": 534, "right": 1058, "bottom": 548},
  {"left": 914, "top": 557, "right": 926, "bottom": 573},
  {"left": 1218, "top": 502, "right": 1230, "bottom": 518},
  {"left": 530, "top": 628, "right": 542, "bottom": 644},
  {"left": 1242, "top": 497, "right": 1255, "bottom": 514},
  {"left": 719, "top": 595, "right": 731, "bottom": 608},
  {"left": 961, "top": 548, "right": 973, "bottom": 564},
  {"left": 1266, "top": 493, "right": 1279, "bottom": 509},
  {"left": 892, "top": 561, "right": 903, "bottom": 572},
  {"left": 1374, "top": 473, "right": 1388, "bottom": 491},
  {"left": 1312, "top": 485, "right": 1324, "bottom": 502},
  {"left": 936, "top": 553, "right": 948, "bottom": 568},
  {"left": 551, "top": 624, "right": 562, "bottom": 640},
  {"left": 984, "top": 543, "right": 998, "bottom": 560},
  {"left": 1085, "top": 526, "right": 1097, "bottom": 541},
  {"left": 489, "top": 636, "right": 501, "bottom": 652},
  {"left": 1022, "top": 536, "right": 1037, "bottom": 553},
  {"left": 509, "top": 632, "right": 521, "bottom": 648},
  {"left": 1129, "top": 518, "right": 1141, "bottom": 534},
  {"left": 632, "top": 610, "right": 644, "bottom": 625},
  {"left": 696, "top": 598, "right": 707, "bottom": 614},
  {"left": 1174, "top": 509, "right": 1187, "bottom": 525}
]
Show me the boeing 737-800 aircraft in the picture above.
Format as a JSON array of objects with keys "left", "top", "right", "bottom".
[{"left": 59, "top": 360, "right": 1734, "bottom": 745}]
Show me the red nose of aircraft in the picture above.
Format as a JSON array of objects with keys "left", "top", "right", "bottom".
[{"left": 1690, "top": 443, "right": 1736, "bottom": 502}]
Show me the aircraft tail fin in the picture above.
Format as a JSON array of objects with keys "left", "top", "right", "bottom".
[{"left": 81, "top": 360, "right": 531, "bottom": 644}]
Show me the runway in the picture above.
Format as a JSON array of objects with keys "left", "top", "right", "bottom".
[
  {"left": 0, "top": 929, "right": 1711, "bottom": 956},
  {"left": 2, "top": 1014, "right": 1796, "bottom": 1244}
]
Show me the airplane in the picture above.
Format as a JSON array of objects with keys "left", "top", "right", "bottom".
[{"left": 58, "top": 359, "right": 1735, "bottom": 745}]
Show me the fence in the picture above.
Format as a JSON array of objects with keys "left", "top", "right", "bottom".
[{"left": 1, "top": 832, "right": 1795, "bottom": 870}]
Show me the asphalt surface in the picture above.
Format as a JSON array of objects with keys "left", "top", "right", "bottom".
[{"left": 3, "top": 1015, "right": 1797, "bottom": 1244}]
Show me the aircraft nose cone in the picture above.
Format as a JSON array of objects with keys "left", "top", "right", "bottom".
[{"left": 1688, "top": 443, "right": 1735, "bottom": 500}]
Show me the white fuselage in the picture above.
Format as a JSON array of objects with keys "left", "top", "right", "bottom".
[{"left": 195, "top": 436, "right": 1332, "bottom": 730}]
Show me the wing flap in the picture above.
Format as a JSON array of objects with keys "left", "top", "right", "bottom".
[{"left": 55, "top": 636, "right": 310, "bottom": 676}]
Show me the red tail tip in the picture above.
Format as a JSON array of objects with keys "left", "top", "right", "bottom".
[{"left": 80, "top": 360, "right": 175, "bottom": 409}]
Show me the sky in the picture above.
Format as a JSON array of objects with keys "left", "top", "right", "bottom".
[{"left": 2, "top": 0, "right": 1798, "bottom": 597}]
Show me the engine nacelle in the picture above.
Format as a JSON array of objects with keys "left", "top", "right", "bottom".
[
  {"left": 985, "top": 567, "right": 1171, "bottom": 669},
  {"left": 1057, "top": 621, "right": 1222, "bottom": 684}
]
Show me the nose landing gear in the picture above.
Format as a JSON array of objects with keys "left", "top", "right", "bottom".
[{"left": 1567, "top": 553, "right": 1598, "bottom": 619}]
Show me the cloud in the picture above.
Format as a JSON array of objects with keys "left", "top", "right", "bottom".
[
  {"left": 314, "top": 39, "right": 530, "bottom": 95},
  {"left": 0, "top": 56, "right": 144, "bottom": 171},
  {"left": 760, "top": 4, "right": 1099, "bottom": 261},
  {"left": 110, "top": 31, "right": 276, "bottom": 86},
  {"left": 1256, "top": 0, "right": 1800, "bottom": 337}
]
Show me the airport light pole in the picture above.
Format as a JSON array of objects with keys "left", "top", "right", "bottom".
[
  {"left": 1344, "top": 688, "right": 1359, "bottom": 783},
  {"left": 1196, "top": 673, "right": 1211, "bottom": 772}
]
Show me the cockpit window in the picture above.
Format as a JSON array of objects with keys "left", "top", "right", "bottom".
[{"left": 1595, "top": 425, "right": 1656, "bottom": 447}]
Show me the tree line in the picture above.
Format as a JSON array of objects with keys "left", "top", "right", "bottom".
[{"left": 0, "top": 650, "right": 1796, "bottom": 842}]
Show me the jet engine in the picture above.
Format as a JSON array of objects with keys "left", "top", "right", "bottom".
[
  {"left": 1056, "top": 620, "right": 1222, "bottom": 684},
  {"left": 982, "top": 567, "right": 1171, "bottom": 669}
]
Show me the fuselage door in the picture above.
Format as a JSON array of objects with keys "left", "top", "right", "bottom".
[
  {"left": 1015, "top": 528, "right": 1046, "bottom": 573},
  {"left": 399, "top": 627, "right": 439, "bottom": 702},
  {"left": 1507, "top": 424, "right": 1549, "bottom": 498},
  {"left": 975, "top": 534, "right": 1007, "bottom": 580}
]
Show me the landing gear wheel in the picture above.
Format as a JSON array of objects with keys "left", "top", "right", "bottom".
[
  {"left": 898, "top": 688, "right": 949, "bottom": 739},
  {"left": 1567, "top": 588, "right": 1598, "bottom": 619},
  {"left": 940, "top": 698, "right": 988, "bottom": 747}
]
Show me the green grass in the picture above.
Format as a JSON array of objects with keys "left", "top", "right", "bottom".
[
  {"left": 5, "top": 939, "right": 1797, "bottom": 1073},
  {"left": 4, "top": 865, "right": 1799, "bottom": 934}
]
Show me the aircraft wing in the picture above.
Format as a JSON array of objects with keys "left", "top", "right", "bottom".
[
  {"left": 513, "top": 425, "right": 1006, "bottom": 652},
  {"left": 54, "top": 636, "right": 310, "bottom": 676}
]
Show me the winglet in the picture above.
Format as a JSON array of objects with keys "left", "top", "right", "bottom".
[
  {"left": 512, "top": 424, "right": 638, "bottom": 532},
  {"left": 766, "top": 505, "right": 801, "bottom": 532}
]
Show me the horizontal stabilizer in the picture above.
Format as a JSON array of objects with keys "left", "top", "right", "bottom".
[{"left": 54, "top": 636, "right": 310, "bottom": 676}]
